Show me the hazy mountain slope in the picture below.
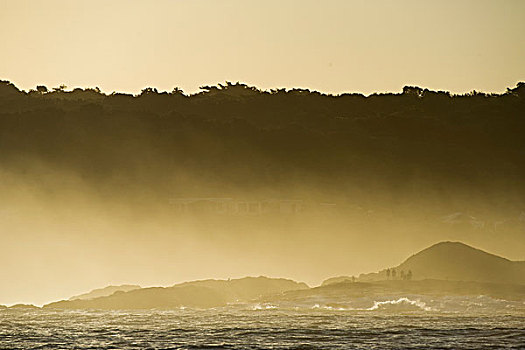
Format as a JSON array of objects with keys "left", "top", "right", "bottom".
[
  {"left": 322, "top": 276, "right": 355, "bottom": 286},
  {"left": 44, "top": 277, "right": 307, "bottom": 310},
  {"left": 7, "top": 304, "right": 39, "bottom": 309},
  {"left": 323, "top": 241, "right": 525, "bottom": 285},
  {"left": 173, "top": 276, "right": 309, "bottom": 301},
  {"left": 46, "top": 286, "right": 227, "bottom": 309},
  {"left": 69, "top": 285, "right": 141, "bottom": 300},
  {"left": 395, "top": 241, "right": 525, "bottom": 284}
]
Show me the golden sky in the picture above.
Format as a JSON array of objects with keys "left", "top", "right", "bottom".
[{"left": 1, "top": 0, "right": 524, "bottom": 95}]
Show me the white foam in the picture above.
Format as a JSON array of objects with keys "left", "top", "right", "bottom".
[
  {"left": 251, "top": 303, "right": 277, "bottom": 310},
  {"left": 367, "top": 297, "right": 433, "bottom": 311}
]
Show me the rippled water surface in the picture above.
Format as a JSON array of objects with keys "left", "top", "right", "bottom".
[{"left": 1, "top": 300, "right": 524, "bottom": 349}]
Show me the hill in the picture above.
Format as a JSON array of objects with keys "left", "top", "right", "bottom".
[
  {"left": 44, "top": 276, "right": 308, "bottom": 310},
  {"left": 173, "top": 277, "right": 309, "bottom": 301},
  {"left": 69, "top": 285, "right": 141, "bottom": 300},
  {"left": 7, "top": 304, "right": 40, "bottom": 309},
  {"left": 264, "top": 279, "right": 525, "bottom": 306},
  {"left": 395, "top": 242, "right": 525, "bottom": 284},
  {"left": 323, "top": 241, "right": 525, "bottom": 285},
  {"left": 17, "top": 242, "right": 525, "bottom": 309}
]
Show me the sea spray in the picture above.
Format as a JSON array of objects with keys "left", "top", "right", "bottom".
[{"left": 367, "top": 297, "right": 433, "bottom": 311}]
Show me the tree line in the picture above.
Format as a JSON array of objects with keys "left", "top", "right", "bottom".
[{"left": 0, "top": 80, "right": 524, "bottom": 210}]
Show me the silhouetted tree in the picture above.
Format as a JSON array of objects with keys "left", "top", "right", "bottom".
[
  {"left": 36, "top": 85, "right": 48, "bottom": 94},
  {"left": 53, "top": 84, "right": 67, "bottom": 92},
  {"left": 402, "top": 85, "right": 424, "bottom": 97},
  {"left": 140, "top": 87, "right": 158, "bottom": 95},
  {"left": 171, "top": 87, "right": 185, "bottom": 95},
  {"left": 507, "top": 82, "right": 525, "bottom": 97}
]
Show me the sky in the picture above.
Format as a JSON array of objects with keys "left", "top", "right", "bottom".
[{"left": 1, "top": 0, "right": 524, "bottom": 95}]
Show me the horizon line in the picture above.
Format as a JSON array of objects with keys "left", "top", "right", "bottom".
[{"left": 2, "top": 78, "right": 524, "bottom": 98}]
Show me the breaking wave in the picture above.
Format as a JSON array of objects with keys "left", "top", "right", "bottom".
[
  {"left": 311, "top": 304, "right": 346, "bottom": 311},
  {"left": 367, "top": 297, "right": 433, "bottom": 311},
  {"left": 242, "top": 295, "right": 524, "bottom": 313},
  {"left": 251, "top": 303, "right": 277, "bottom": 310}
]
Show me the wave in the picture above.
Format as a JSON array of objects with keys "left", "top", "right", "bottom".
[
  {"left": 251, "top": 303, "right": 277, "bottom": 310},
  {"left": 244, "top": 295, "right": 524, "bottom": 313},
  {"left": 7, "top": 295, "right": 521, "bottom": 314},
  {"left": 367, "top": 297, "right": 433, "bottom": 312},
  {"left": 311, "top": 304, "right": 346, "bottom": 311}
]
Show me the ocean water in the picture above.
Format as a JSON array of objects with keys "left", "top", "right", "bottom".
[{"left": 1, "top": 297, "right": 524, "bottom": 349}]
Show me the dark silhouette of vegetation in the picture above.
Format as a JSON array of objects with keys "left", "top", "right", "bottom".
[{"left": 0, "top": 80, "right": 524, "bottom": 210}]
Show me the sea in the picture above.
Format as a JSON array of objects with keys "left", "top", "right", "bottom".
[{"left": 1, "top": 296, "right": 524, "bottom": 349}]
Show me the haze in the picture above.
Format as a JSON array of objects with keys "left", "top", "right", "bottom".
[{"left": 1, "top": 1, "right": 524, "bottom": 307}]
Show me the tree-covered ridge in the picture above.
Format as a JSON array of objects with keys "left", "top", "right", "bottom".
[{"left": 0, "top": 80, "right": 524, "bottom": 209}]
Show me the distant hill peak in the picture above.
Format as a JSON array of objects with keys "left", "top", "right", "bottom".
[
  {"left": 173, "top": 276, "right": 309, "bottom": 291},
  {"left": 395, "top": 241, "right": 524, "bottom": 284},
  {"left": 69, "top": 284, "right": 141, "bottom": 301},
  {"left": 406, "top": 241, "right": 512, "bottom": 263},
  {"left": 323, "top": 241, "right": 525, "bottom": 286}
]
